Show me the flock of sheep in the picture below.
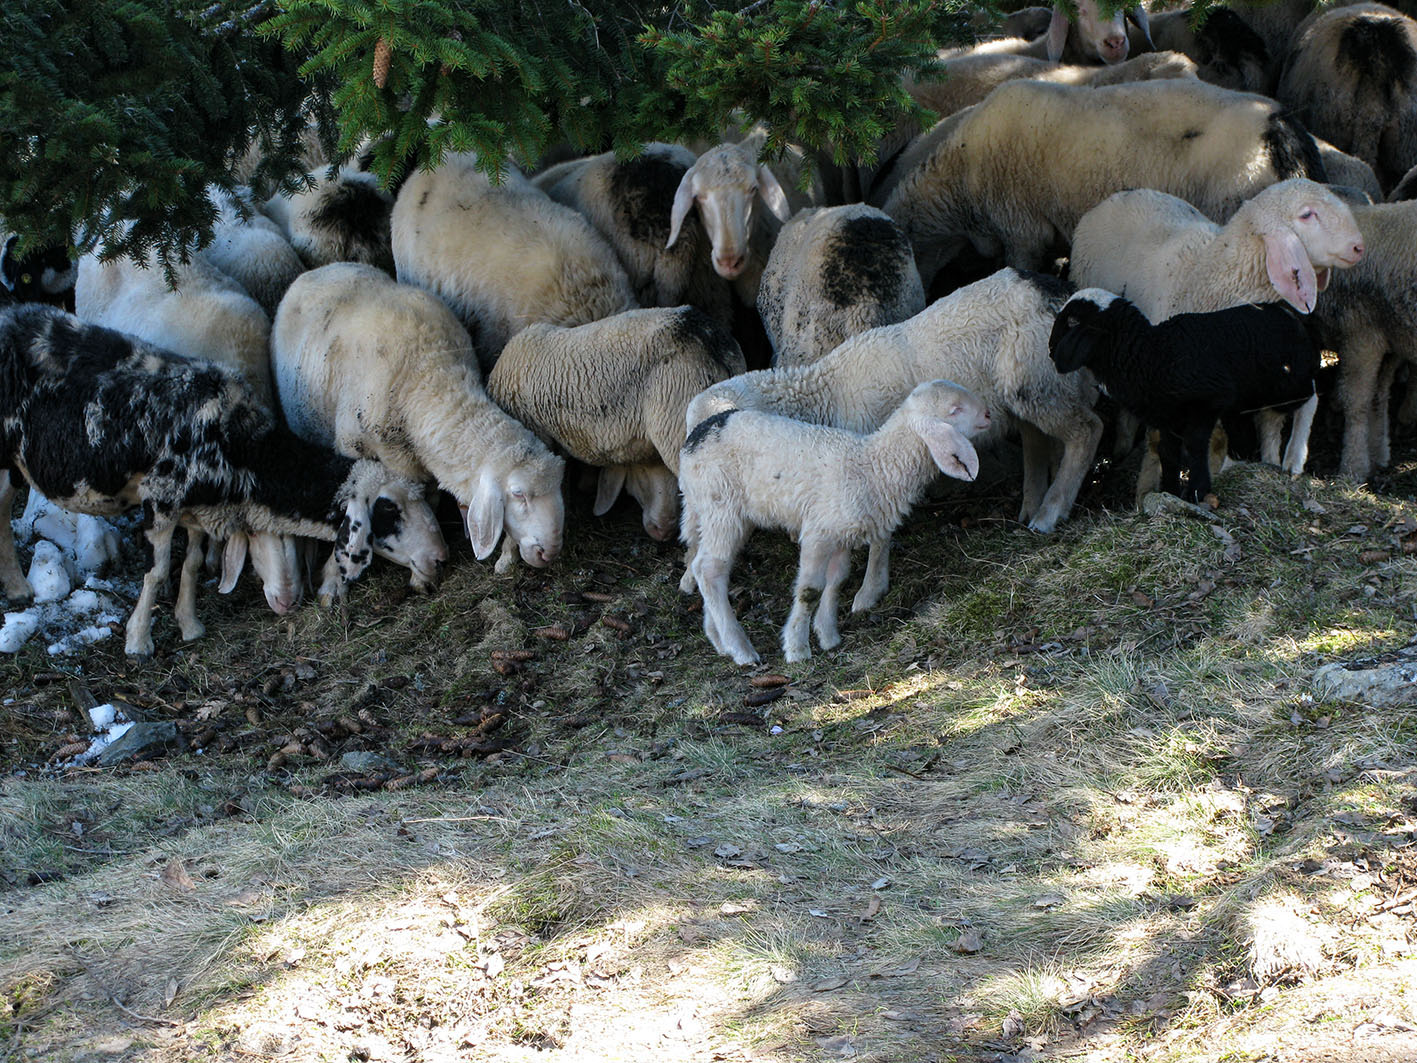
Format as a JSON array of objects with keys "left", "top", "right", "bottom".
[{"left": 1, "top": 0, "right": 1415, "bottom": 667}]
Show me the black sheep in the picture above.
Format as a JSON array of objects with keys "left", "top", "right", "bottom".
[{"left": 1049, "top": 289, "right": 1321, "bottom": 502}]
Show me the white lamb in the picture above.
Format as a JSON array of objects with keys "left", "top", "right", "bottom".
[
  {"left": 201, "top": 185, "right": 306, "bottom": 317},
  {"left": 391, "top": 151, "right": 636, "bottom": 371},
  {"left": 679, "top": 379, "right": 984, "bottom": 666},
  {"left": 272, "top": 263, "right": 565, "bottom": 576},
  {"left": 688, "top": 268, "right": 1096, "bottom": 549},
  {"left": 1069, "top": 178, "right": 1365, "bottom": 492}
]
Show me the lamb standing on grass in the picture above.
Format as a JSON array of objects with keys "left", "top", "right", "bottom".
[
  {"left": 1049, "top": 290, "right": 1323, "bottom": 503},
  {"left": 273, "top": 263, "right": 565, "bottom": 576},
  {"left": 679, "top": 380, "right": 983, "bottom": 666},
  {"left": 487, "top": 307, "right": 745, "bottom": 542}
]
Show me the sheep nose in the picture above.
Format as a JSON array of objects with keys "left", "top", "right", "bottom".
[
  {"left": 715, "top": 253, "right": 746, "bottom": 278},
  {"left": 267, "top": 588, "right": 297, "bottom": 615},
  {"left": 1351, "top": 242, "right": 1364, "bottom": 260},
  {"left": 1102, "top": 35, "right": 1127, "bottom": 58}
]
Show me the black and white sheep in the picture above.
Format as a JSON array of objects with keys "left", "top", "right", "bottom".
[
  {"left": 272, "top": 263, "right": 565, "bottom": 575},
  {"left": 756, "top": 204, "right": 925, "bottom": 368},
  {"left": 1049, "top": 290, "right": 1323, "bottom": 502},
  {"left": 1, "top": 232, "right": 76, "bottom": 312},
  {"left": 1276, "top": 3, "right": 1417, "bottom": 194},
  {"left": 0, "top": 303, "right": 442, "bottom": 654},
  {"left": 390, "top": 151, "right": 637, "bottom": 372},
  {"left": 487, "top": 307, "right": 745, "bottom": 542},
  {"left": 873, "top": 77, "right": 1328, "bottom": 288},
  {"left": 678, "top": 380, "right": 984, "bottom": 666},
  {"left": 263, "top": 165, "right": 396, "bottom": 275}
]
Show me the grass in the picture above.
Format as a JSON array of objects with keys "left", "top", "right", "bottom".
[{"left": 2, "top": 438, "right": 1417, "bottom": 1062}]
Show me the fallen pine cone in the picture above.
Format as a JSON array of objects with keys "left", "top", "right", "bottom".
[
  {"left": 582, "top": 590, "right": 614, "bottom": 603},
  {"left": 53, "top": 741, "right": 89, "bottom": 760},
  {"left": 1360, "top": 549, "right": 1392, "bottom": 564},
  {"left": 749, "top": 674, "right": 789, "bottom": 689},
  {"left": 534, "top": 625, "right": 569, "bottom": 641},
  {"left": 744, "top": 687, "right": 786, "bottom": 708},
  {"left": 601, "top": 615, "right": 632, "bottom": 634},
  {"left": 491, "top": 658, "right": 520, "bottom": 677},
  {"left": 492, "top": 649, "right": 537, "bottom": 662}
]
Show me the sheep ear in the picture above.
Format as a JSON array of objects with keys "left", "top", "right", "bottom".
[
  {"left": 593, "top": 467, "right": 626, "bottom": 516},
  {"left": 334, "top": 499, "right": 374, "bottom": 581},
  {"left": 1126, "top": 5, "right": 1153, "bottom": 49},
  {"left": 1263, "top": 230, "right": 1319, "bottom": 313},
  {"left": 465, "top": 475, "right": 504, "bottom": 561},
  {"left": 667, "top": 168, "right": 696, "bottom": 250},
  {"left": 218, "top": 532, "right": 248, "bottom": 594},
  {"left": 756, "top": 164, "right": 791, "bottom": 222},
  {"left": 1046, "top": 8, "right": 1070, "bottom": 62},
  {"left": 920, "top": 421, "right": 981, "bottom": 483},
  {"left": 1050, "top": 323, "right": 1093, "bottom": 374}
]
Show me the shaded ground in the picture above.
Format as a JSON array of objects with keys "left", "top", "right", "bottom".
[{"left": 3, "top": 419, "right": 1417, "bottom": 1062}]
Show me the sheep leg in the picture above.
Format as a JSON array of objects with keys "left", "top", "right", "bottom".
[
  {"left": 174, "top": 526, "right": 206, "bottom": 642},
  {"left": 1278, "top": 393, "right": 1318, "bottom": 478},
  {"left": 1134, "top": 429, "right": 1164, "bottom": 506},
  {"left": 1255, "top": 409, "right": 1286, "bottom": 466},
  {"left": 782, "top": 538, "right": 836, "bottom": 663},
  {"left": 1372, "top": 354, "right": 1401, "bottom": 470},
  {"left": 493, "top": 535, "right": 518, "bottom": 576},
  {"left": 1156, "top": 430, "right": 1185, "bottom": 499},
  {"left": 812, "top": 545, "right": 852, "bottom": 654},
  {"left": 679, "top": 507, "right": 699, "bottom": 595},
  {"left": 127, "top": 512, "right": 179, "bottom": 656},
  {"left": 1027, "top": 412, "right": 1103, "bottom": 533},
  {"left": 1337, "top": 332, "right": 1386, "bottom": 481},
  {"left": 0, "top": 471, "right": 34, "bottom": 604},
  {"left": 693, "top": 553, "right": 758, "bottom": 666},
  {"left": 1017, "top": 422, "right": 1051, "bottom": 526},
  {"left": 852, "top": 534, "right": 891, "bottom": 614},
  {"left": 1180, "top": 425, "right": 1215, "bottom": 503}
]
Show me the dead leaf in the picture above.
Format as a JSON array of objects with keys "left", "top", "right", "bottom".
[
  {"left": 952, "top": 927, "right": 984, "bottom": 954},
  {"left": 160, "top": 859, "right": 196, "bottom": 892},
  {"left": 1359, "top": 549, "right": 1391, "bottom": 564},
  {"left": 812, "top": 976, "right": 849, "bottom": 992},
  {"left": 771, "top": 965, "right": 798, "bottom": 984},
  {"left": 774, "top": 842, "right": 803, "bottom": 854},
  {"left": 163, "top": 977, "right": 178, "bottom": 1008},
  {"left": 720, "top": 901, "right": 753, "bottom": 915},
  {"left": 1033, "top": 893, "right": 1066, "bottom": 909},
  {"left": 1131, "top": 590, "right": 1154, "bottom": 608},
  {"left": 859, "top": 896, "right": 881, "bottom": 922}
]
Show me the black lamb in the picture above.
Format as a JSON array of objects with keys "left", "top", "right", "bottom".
[{"left": 1048, "top": 289, "right": 1322, "bottom": 502}]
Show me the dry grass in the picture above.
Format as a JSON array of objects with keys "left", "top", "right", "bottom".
[{"left": 3, "top": 427, "right": 1417, "bottom": 1062}]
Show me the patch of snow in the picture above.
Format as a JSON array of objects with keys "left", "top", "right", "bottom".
[
  {"left": 16, "top": 491, "right": 121, "bottom": 578},
  {"left": 0, "top": 609, "right": 43, "bottom": 653},
  {"left": 27, "top": 540, "right": 71, "bottom": 603}
]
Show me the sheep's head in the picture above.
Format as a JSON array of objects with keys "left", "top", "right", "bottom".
[
  {"left": 464, "top": 450, "right": 566, "bottom": 569},
  {"left": 339, "top": 462, "right": 448, "bottom": 590},
  {"left": 1049, "top": 0, "right": 1149, "bottom": 65},
  {"left": 1250, "top": 180, "right": 1365, "bottom": 314},
  {"left": 593, "top": 462, "right": 679, "bottom": 542},
  {"left": 901, "top": 380, "right": 986, "bottom": 483},
  {"left": 667, "top": 143, "right": 791, "bottom": 280},
  {"left": 1049, "top": 289, "right": 1122, "bottom": 373},
  {"left": 219, "top": 530, "right": 302, "bottom": 615}
]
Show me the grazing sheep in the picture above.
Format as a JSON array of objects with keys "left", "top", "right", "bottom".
[
  {"left": 391, "top": 151, "right": 636, "bottom": 372},
  {"left": 487, "top": 307, "right": 745, "bottom": 542},
  {"left": 1050, "top": 290, "right": 1323, "bottom": 502},
  {"left": 688, "top": 269, "right": 1092, "bottom": 614},
  {"left": 201, "top": 186, "right": 306, "bottom": 317},
  {"left": 756, "top": 205, "right": 924, "bottom": 367},
  {"left": 679, "top": 379, "right": 984, "bottom": 666},
  {"left": 263, "top": 165, "right": 396, "bottom": 274},
  {"left": 905, "top": 49, "right": 1198, "bottom": 120},
  {"left": 1069, "top": 179, "right": 1365, "bottom": 485},
  {"left": 874, "top": 77, "right": 1327, "bottom": 288},
  {"left": 273, "top": 263, "right": 565, "bottom": 575},
  {"left": 0, "top": 303, "right": 436, "bottom": 654},
  {"left": 1308, "top": 201, "right": 1417, "bottom": 480},
  {"left": 1277, "top": 3, "right": 1417, "bottom": 194},
  {"left": 534, "top": 143, "right": 734, "bottom": 325}
]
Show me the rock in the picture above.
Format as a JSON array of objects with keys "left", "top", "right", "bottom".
[
  {"left": 97, "top": 721, "right": 179, "bottom": 766},
  {"left": 340, "top": 750, "right": 401, "bottom": 774},
  {"left": 1313, "top": 647, "right": 1417, "bottom": 709}
]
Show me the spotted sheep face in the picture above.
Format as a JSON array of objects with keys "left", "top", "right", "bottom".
[{"left": 369, "top": 480, "right": 448, "bottom": 590}]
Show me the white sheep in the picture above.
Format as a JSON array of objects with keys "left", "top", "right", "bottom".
[
  {"left": 487, "top": 307, "right": 745, "bottom": 542},
  {"left": 272, "top": 262, "right": 566, "bottom": 575},
  {"left": 1276, "top": 3, "right": 1417, "bottom": 194},
  {"left": 1069, "top": 178, "right": 1365, "bottom": 492},
  {"left": 74, "top": 248, "right": 275, "bottom": 411},
  {"left": 687, "top": 269, "right": 1091, "bottom": 609},
  {"left": 905, "top": 49, "right": 1198, "bottom": 121},
  {"left": 534, "top": 143, "right": 734, "bottom": 325},
  {"left": 1309, "top": 200, "right": 1417, "bottom": 480},
  {"left": 201, "top": 186, "right": 306, "bottom": 317},
  {"left": 756, "top": 204, "right": 925, "bottom": 367},
  {"left": 873, "top": 77, "right": 1328, "bottom": 288},
  {"left": 262, "top": 165, "right": 396, "bottom": 274},
  {"left": 1315, "top": 138, "right": 1383, "bottom": 202},
  {"left": 984, "top": 0, "right": 1152, "bottom": 65},
  {"left": 391, "top": 151, "right": 636, "bottom": 372},
  {"left": 679, "top": 379, "right": 984, "bottom": 666}
]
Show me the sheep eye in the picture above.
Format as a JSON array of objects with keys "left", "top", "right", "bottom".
[{"left": 1299, "top": 209, "right": 1315, "bottom": 221}]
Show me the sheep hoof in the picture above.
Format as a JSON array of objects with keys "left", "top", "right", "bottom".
[
  {"left": 679, "top": 571, "right": 697, "bottom": 594},
  {"left": 179, "top": 621, "right": 206, "bottom": 642},
  {"left": 125, "top": 640, "right": 155, "bottom": 658},
  {"left": 1026, "top": 516, "right": 1057, "bottom": 534},
  {"left": 783, "top": 644, "right": 812, "bottom": 664},
  {"left": 1203, "top": 493, "right": 1219, "bottom": 511},
  {"left": 851, "top": 590, "right": 882, "bottom": 613}
]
